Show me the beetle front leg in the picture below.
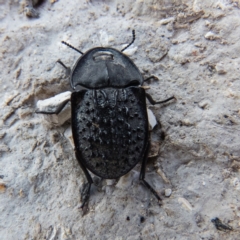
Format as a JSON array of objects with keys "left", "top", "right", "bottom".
[
  {"left": 144, "top": 75, "right": 159, "bottom": 82},
  {"left": 139, "top": 142, "right": 162, "bottom": 205},
  {"left": 56, "top": 60, "right": 71, "bottom": 76},
  {"left": 75, "top": 151, "right": 93, "bottom": 209},
  {"left": 146, "top": 93, "right": 175, "bottom": 105},
  {"left": 35, "top": 99, "right": 70, "bottom": 115}
]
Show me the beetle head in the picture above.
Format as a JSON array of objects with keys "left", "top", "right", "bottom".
[{"left": 70, "top": 47, "right": 143, "bottom": 89}]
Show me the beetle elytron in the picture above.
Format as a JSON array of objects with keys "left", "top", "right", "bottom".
[{"left": 36, "top": 30, "right": 174, "bottom": 208}]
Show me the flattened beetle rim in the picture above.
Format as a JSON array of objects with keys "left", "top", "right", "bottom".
[{"left": 70, "top": 47, "right": 144, "bottom": 89}]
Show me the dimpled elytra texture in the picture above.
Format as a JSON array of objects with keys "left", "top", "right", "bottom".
[{"left": 71, "top": 87, "right": 148, "bottom": 179}]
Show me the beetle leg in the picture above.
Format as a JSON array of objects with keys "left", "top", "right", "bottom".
[
  {"left": 144, "top": 75, "right": 159, "bottom": 82},
  {"left": 146, "top": 93, "right": 175, "bottom": 105},
  {"left": 75, "top": 151, "right": 93, "bottom": 209},
  {"left": 80, "top": 182, "right": 92, "bottom": 209},
  {"left": 35, "top": 99, "right": 70, "bottom": 115},
  {"left": 56, "top": 60, "right": 71, "bottom": 76},
  {"left": 139, "top": 142, "right": 162, "bottom": 204}
]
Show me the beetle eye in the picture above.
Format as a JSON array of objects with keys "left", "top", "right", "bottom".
[{"left": 93, "top": 51, "right": 114, "bottom": 61}]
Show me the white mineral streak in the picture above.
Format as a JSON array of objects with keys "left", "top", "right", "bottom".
[
  {"left": 99, "top": 30, "right": 109, "bottom": 47},
  {"left": 64, "top": 126, "right": 75, "bottom": 149},
  {"left": 36, "top": 91, "right": 71, "bottom": 125},
  {"left": 158, "top": 17, "right": 175, "bottom": 25},
  {"left": 178, "top": 197, "right": 193, "bottom": 211},
  {"left": 147, "top": 108, "right": 157, "bottom": 130},
  {"left": 122, "top": 46, "right": 138, "bottom": 56},
  {"left": 36, "top": 91, "right": 71, "bottom": 113}
]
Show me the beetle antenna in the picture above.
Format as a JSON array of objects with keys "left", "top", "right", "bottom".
[
  {"left": 121, "top": 30, "right": 136, "bottom": 52},
  {"left": 61, "top": 41, "right": 83, "bottom": 55}
]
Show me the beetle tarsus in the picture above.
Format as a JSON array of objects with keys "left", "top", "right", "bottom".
[
  {"left": 141, "top": 179, "right": 162, "bottom": 203},
  {"left": 144, "top": 76, "right": 159, "bottom": 82},
  {"left": 80, "top": 182, "right": 92, "bottom": 209},
  {"left": 146, "top": 93, "right": 176, "bottom": 105}
]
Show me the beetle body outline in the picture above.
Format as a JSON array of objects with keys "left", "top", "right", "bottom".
[{"left": 36, "top": 31, "right": 175, "bottom": 208}]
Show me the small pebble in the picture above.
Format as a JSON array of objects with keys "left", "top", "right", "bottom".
[
  {"left": 165, "top": 188, "right": 172, "bottom": 197},
  {"left": 198, "top": 100, "right": 210, "bottom": 109},
  {"left": 204, "top": 31, "right": 219, "bottom": 40},
  {"left": 215, "top": 62, "right": 227, "bottom": 74}
]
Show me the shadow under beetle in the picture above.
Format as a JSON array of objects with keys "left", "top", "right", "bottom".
[{"left": 36, "top": 30, "right": 175, "bottom": 208}]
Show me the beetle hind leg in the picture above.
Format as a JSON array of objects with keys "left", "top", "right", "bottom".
[
  {"left": 75, "top": 151, "right": 93, "bottom": 209},
  {"left": 146, "top": 93, "right": 175, "bottom": 105},
  {"left": 80, "top": 182, "right": 92, "bottom": 209},
  {"left": 139, "top": 142, "right": 162, "bottom": 204}
]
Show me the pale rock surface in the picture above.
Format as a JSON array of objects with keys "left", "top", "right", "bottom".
[{"left": 0, "top": 0, "right": 240, "bottom": 239}]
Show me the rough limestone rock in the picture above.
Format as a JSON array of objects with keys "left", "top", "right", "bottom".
[{"left": 0, "top": 0, "right": 240, "bottom": 239}]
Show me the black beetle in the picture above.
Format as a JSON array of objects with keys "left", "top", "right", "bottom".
[{"left": 36, "top": 30, "right": 174, "bottom": 208}]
